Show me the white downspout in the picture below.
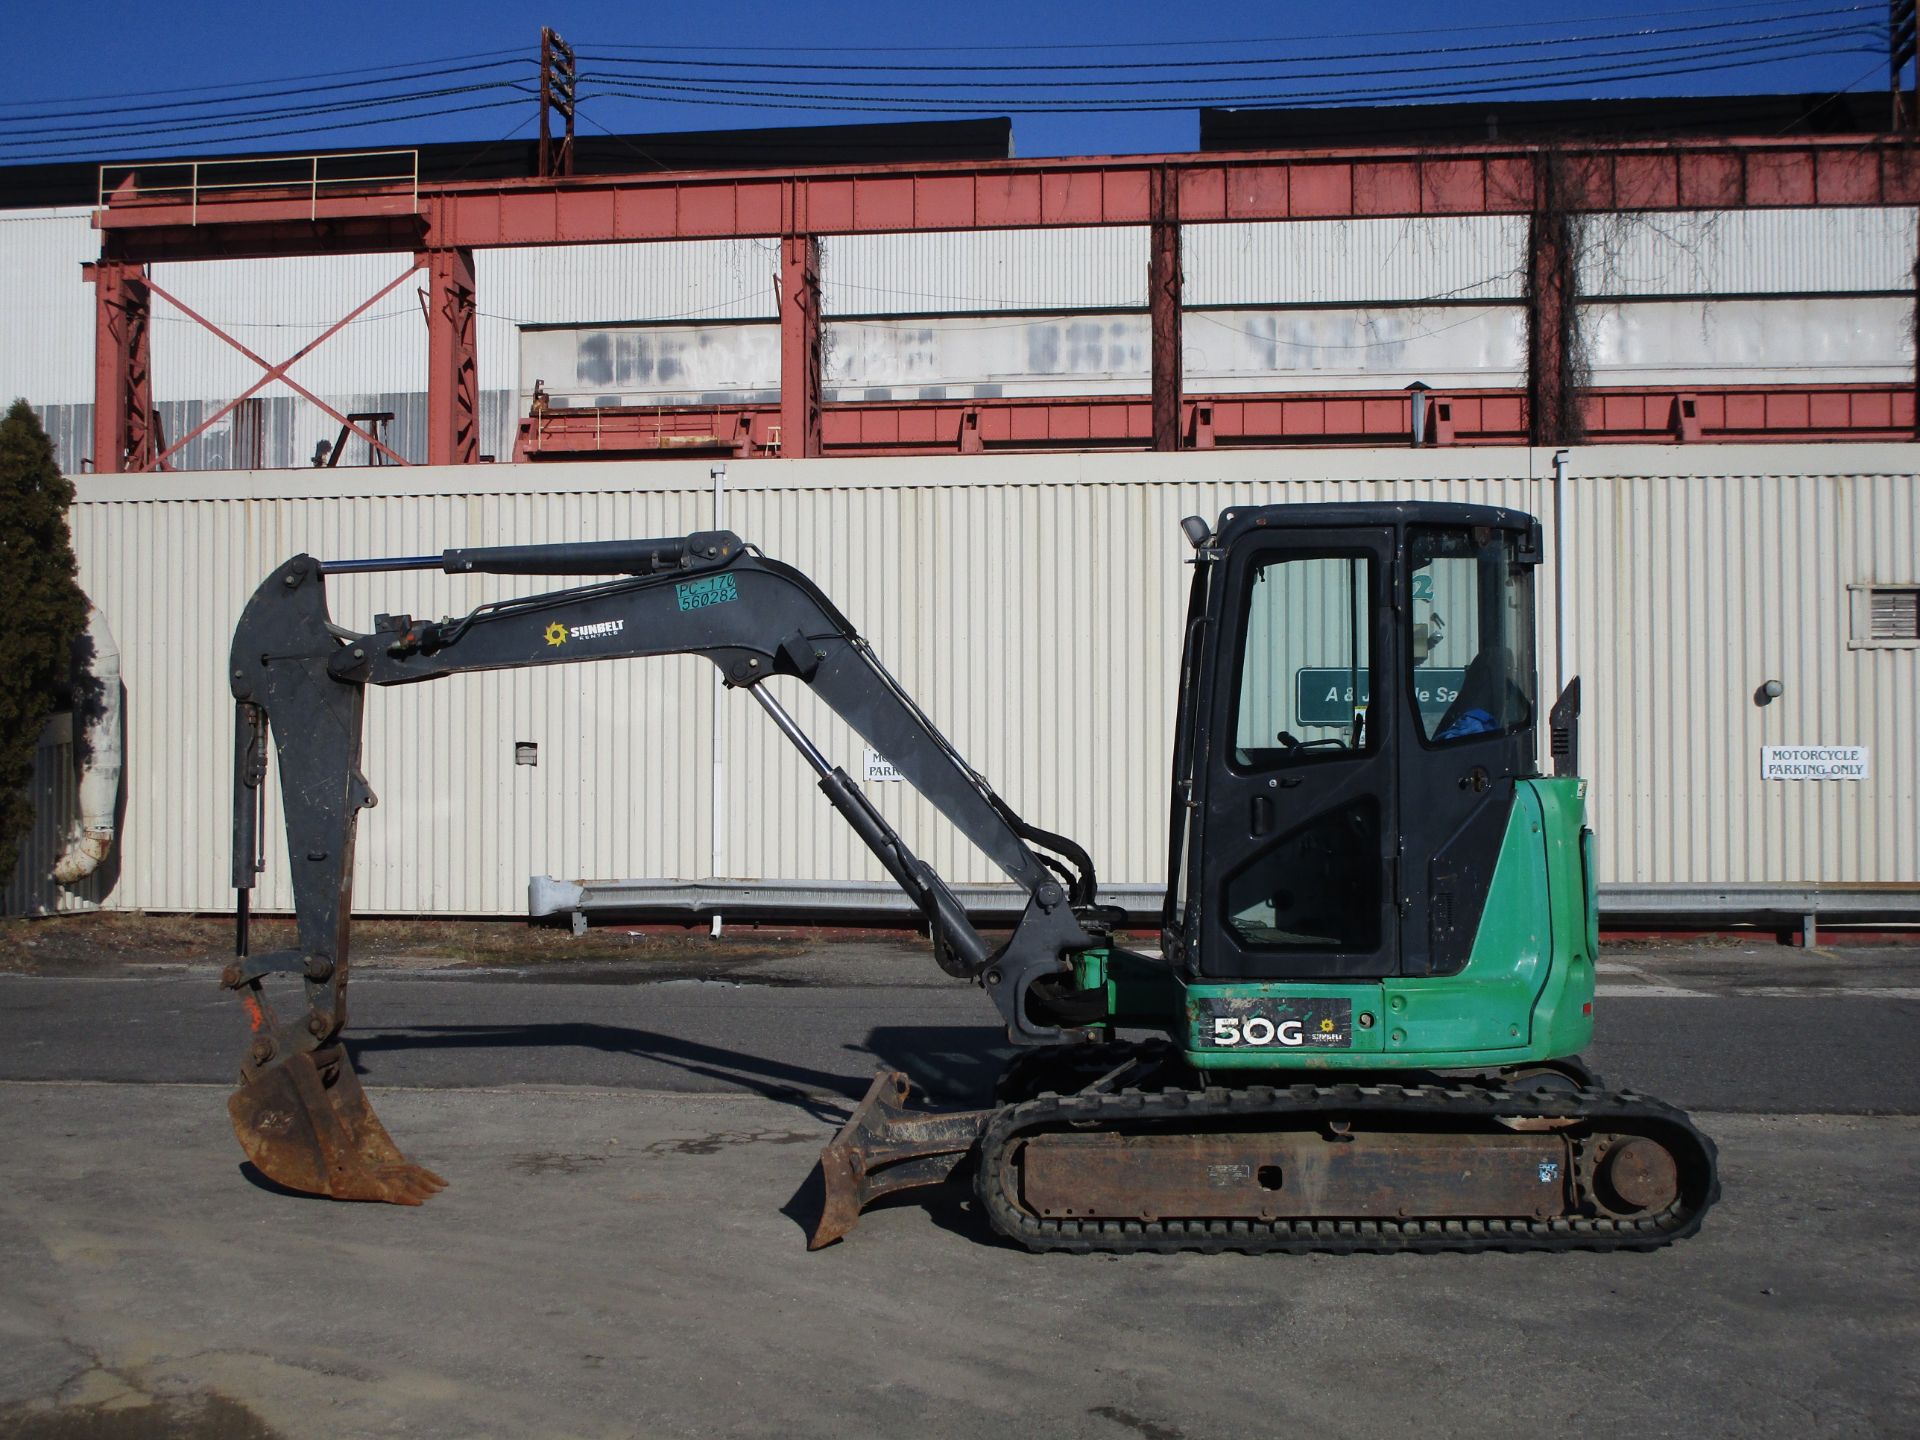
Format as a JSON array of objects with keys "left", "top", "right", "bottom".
[
  {"left": 1552, "top": 447, "right": 1571, "bottom": 697},
  {"left": 53, "top": 603, "right": 122, "bottom": 884},
  {"left": 709, "top": 464, "right": 727, "bottom": 939}
]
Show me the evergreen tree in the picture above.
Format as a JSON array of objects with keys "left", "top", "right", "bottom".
[{"left": 0, "top": 399, "right": 88, "bottom": 878}]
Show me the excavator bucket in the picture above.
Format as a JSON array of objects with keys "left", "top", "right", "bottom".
[
  {"left": 228, "top": 1044, "right": 446, "bottom": 1205},
  {"left": 809, "top": 1069, "right": 990, "bottom": 1249}
]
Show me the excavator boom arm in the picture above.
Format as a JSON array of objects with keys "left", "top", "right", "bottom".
[{"left": 227, "top": 532, "right": 1097, "bottom": 1084}]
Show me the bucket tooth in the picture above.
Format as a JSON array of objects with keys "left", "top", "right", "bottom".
[
  {"left": 809, "top": 1069, "right": 988, "bottom": 1249},
  {"left": 228, "top": 1044, "right": 445, "bottom": 1205}
]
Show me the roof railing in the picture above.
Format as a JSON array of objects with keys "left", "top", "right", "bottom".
[{"left": 96, "top": 149, "right": 419, "bottom": 224}]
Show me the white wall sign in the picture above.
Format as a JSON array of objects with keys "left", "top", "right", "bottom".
[
  {"left": 1762, "top": 746, "right": 1869, "bottom": 781},
  {"left": 863, "top": 747, "right": 904, "bottom": 782}
]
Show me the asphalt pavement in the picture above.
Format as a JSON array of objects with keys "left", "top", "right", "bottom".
[{"left": 0, "top": 939, "right": 1915, "bottom": 1439}]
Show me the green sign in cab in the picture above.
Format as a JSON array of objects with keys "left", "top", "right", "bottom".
[{"left": 1295, "top": 667, "right": 1467, "bottom": 726}]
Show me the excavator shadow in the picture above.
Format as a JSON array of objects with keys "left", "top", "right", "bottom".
[
  {"left": 338, "top": 1020, "right": 1018, "bottom": 1245},
  {"left": 855, "top": 1024, "right": 1014, "bottom": 1106},
  {"left": 340, "top": 1020, "right": 1013, "bottom": 1118},
  {"left": 344, "top": 1022, "right": 865, "bottom": 1123}
]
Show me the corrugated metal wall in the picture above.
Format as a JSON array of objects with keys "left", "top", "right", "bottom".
[
  {"left": 1567, "top": 459, "right": 1918, "bottom": 887},
  {"left": 1581, "top": 297, "right": 1911, "bottom": 387},
  {"left": 1576, "top": 207, "right": 1918, "bottom": 389},
  {"left": 824, "top": 314, "right": 1150, "bottom": 400},
  {"left": 0, "top": 220, "right": 778, "bottom": 467},
  {"left": 65, "top": 477, "right": 714, "bottom": 916},
  {"left": 44, "top": 445, "right": 1916, "bottom": 918},
  {"left": 713, "top": 458, "right": 1543, "bottom": 893},
  {"left": 1184, "top": 216, "right": 1527, "bottom": 305},
  {"left": 1184, "top": 306, "right": 1526, "bottom": 392},
  {"left": 522, "top": 322, "right": 780, "bottom": 409},
  {"left": 821, "top": 228, "right": 1148, "bottom": 314},
  {"left": 1575, "top": 207, "right": 1918, "bottom": 297},
  {"left": 1, "top": 206, "right": 106, "bottom": 475},
  {"left": 0, "top": 208, "right": 97, "bottom": 409}
]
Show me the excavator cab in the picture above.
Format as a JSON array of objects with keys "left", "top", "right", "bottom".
[
  {"left": 1141, "top": 502, "right": 1596, "bottom": 1076},
  {"left": 1166, "top": 502, "right": 1541, "bottom": 982}
]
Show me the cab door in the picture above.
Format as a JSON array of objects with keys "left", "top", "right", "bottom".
[
  {"left": 1190, "top": 526, "right": 1399, "bottom": 981},
  {"left": 1396, "top": 522, "right": 1539, "bottom": 976}
]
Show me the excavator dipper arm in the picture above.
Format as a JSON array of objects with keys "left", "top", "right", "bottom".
[{"left": 225, "top": 531, "right": 1101, "bottom": 1222}]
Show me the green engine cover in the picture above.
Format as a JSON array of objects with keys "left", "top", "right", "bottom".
[{"left": 1080, "top": 778, "right": 1597, "bottom": 1073}]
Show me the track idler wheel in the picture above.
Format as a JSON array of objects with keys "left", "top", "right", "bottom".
[
  {"left": 228, "top": 1044, "right": 446, "bottom": 1205},
  {"left": 1597, "top": 1137, "right": 1680, "bottom": 1215}
]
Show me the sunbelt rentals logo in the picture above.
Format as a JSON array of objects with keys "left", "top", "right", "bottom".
[{"left": 543, "top": 618, "right": 625, "bottom": 647}]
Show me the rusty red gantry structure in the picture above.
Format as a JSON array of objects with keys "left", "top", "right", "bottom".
[{"left": 86, "top": 133, "right": 1920, "bottom": 472}]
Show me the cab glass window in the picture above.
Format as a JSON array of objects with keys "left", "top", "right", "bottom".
[
  {"left": 1232, "top": 552, "right": 1376, "bottom": 767},
  {"left": 1407, "top": 526, "right": 1535, "bottom": 744}
]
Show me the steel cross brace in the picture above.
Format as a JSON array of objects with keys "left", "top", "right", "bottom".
[{"left": 139, "top": 262, "right": 422, "bottom": 471}]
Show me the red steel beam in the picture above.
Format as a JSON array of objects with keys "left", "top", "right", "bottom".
[
  {"left": 1526, "top": 154, "right": 1578, "bottom": 445},
  {"left": 1578, "top": 386, "right": 1914, "bottom": 441},
  {"left": 779, "top": 235, "right": 822, "bottom": 458},
  {"left": 137, "top": 268, "right": 418, "bottom": 471},
  {"left": 1149, "top": 167, "right": 1182, "bottom": 453},
  {"left": 423, "top": 247, "right": 479, "bottom": 465},
  {"left": 511, "top": 385, "right": 1912, "bottom": 461},
  {"left": 83, "top": 260, "right": 159, "bottom": 472},
  {"left": 94, "top": 138, "right": 1920, "bottom": 262}
]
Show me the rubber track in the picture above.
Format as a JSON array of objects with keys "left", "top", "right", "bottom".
[{"left": 976, "top": 1081, "right": 1720, "bottom": 1255}]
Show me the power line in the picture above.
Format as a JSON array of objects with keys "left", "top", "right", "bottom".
[
  {"left": 3, "top": 95, "right": 537, "bottom": 165},
  {"left": 0, "top": 47, "right": 531, "bottom": 111},
  {"left": 577, "top": 22, "right": 1874, "bottom": 92},
  {"left": 582, "top": 39, "right": 1875, "bottom": 116},
  {"left": 0, "top": 82, "right": 535, "bottom": 149},
  {"left": 576, "top": 6, "right": 1872, "bottom": 74},
  {"left": 576, "top": 1, "right": 1863, "bottom": 54},
  {"left": 0, "top": 59, "right": 535, "bottom": 127}
]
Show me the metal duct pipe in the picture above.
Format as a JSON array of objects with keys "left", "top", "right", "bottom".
[
  {"left": 53, "top": 603, "right": 122, "bottom": 885},
  {"left": 1552, "top": 447, "right": 1572, "bottom": 696}
]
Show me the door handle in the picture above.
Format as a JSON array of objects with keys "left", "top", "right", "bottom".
[
  {"left": 1251, "top": 794, "right": 1273, "bottom": 836},
  {"left": 1458, "top": 766, "right": 1490, "bottom": 793}
]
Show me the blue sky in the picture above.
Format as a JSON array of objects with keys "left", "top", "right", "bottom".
[{"left": 0, "top": 1, "right": 1890, "bottom": 166}]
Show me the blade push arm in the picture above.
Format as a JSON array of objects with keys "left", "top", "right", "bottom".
[{"left": 227, "top": 532, "right": 1100, "bottom": 1092}]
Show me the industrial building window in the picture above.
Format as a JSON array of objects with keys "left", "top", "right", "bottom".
[{"left": 1849, "top": 584, "right": 1920, "bottom": 648}]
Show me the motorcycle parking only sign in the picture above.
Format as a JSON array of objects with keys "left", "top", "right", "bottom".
[{"left": 1762, "top": 746, "right": 1869, "bottom": 780}]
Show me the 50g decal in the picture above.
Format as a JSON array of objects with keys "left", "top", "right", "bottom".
[
  {"left": 1212, "top": 1015, "right": 1310, "bottom": 1047},
  {"left": 1194, "top": 997, "right": 1352, "bottom": 1050}
]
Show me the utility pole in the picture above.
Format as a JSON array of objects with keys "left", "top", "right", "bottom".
[
  {"left": 538, "top": 27, "right": 577, "bottom": 178},
  {"left": 1894, "top": 0, "right": 1917, "bottom": 132}
]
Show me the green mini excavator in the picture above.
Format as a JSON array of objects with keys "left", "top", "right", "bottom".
[{"left": 223, "top": 499, "right": 1718, "bottom": 1253}]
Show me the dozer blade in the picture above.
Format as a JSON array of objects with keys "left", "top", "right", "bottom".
[
  {"left": 228, "top": 1044, "right": 446, "bottom": 1205},
  {"left": 809, "top": 1069, "right": 990, "bottom": 1249}
]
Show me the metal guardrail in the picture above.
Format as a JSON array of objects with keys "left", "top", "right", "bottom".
[
  {"left": 1598, "top": 883, "right": 1920, "bottom": 919},
  {"left": 529, "top": 877, "right": 1167, "bottom": 935},
  {"left": 96, "top": 149, "right": 419, "bottom": 224},
  {"left": 530, "top": 875, "right": 1920, "bottom": 938}
]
